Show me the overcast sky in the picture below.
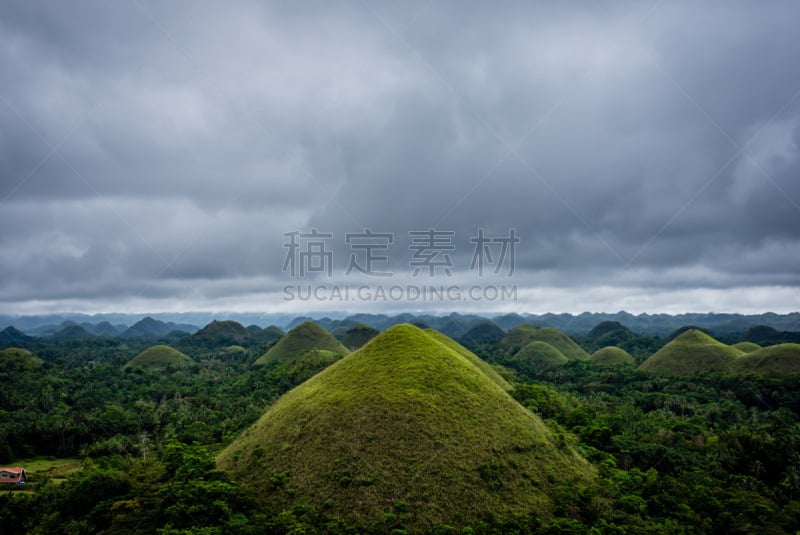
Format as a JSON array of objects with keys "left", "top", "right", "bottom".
[{"left": 2, "top": 0, "right": 800, "bottom": 315}]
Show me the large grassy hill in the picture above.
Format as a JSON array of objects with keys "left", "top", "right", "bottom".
[
  {"left": 639, "top": 329, "right": 742, "bottom": 375},
  {"left": 253, "top": 321, "right": 349, "bottom": 366},
  {"left": 218, "top": 324, "right": 593, "bottom": 531}
]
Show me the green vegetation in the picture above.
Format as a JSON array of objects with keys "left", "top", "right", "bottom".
[
  {"left": 639, "top": 329, "right": 742, "bottom": 375},
  {"left": 731, "top": 341, "right": 761, "bottom": 353},
  {"left": 0, "top": 347, "right": 43, "bottom": 370},
  {"left": 15, "top": 457, "right": 83, "bottom": 485},
  {"left": 253, "top": 321, "right": 348, "bottom": 366},
  {"left": 512, "top": 341, "right": 569, "bottom": 376},
  {"left": 339, "top": 323, "right": 379, "bottom": 350},
  {"left": 123, "top": 345, "right": 194, "bottom": 371},
  {"left": 734, "top": 343, "right": 800, "bottom": 373},
  {"left": 2, "top": 318, "right": 800, "bottom": 533},
  {"left": 219, "top": 324, "right": 594, "bottom": 532},
  {"left": 588, "top": 346, "right": 635, "bottom": 367}
]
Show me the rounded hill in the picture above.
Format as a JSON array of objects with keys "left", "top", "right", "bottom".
[
  {"left": 502, "top": 326, "right": 589, "bottom": 361},
  {"left": 339, "top": 323, "right": 379, "bottom": 350},
  {"left": 253, "top": 321, "right": 349, "bottom": 366},
  {"left": 731, "top": 341, "right": 761, "bottom": 353},
  {"left": 187, "top": 320, "right": 251, "bottom": 347},
  {"left": 0, "top": 347, "right": 43, "bottom": 370},
  {"left": 124, "top": 345, "right": 194, "bottom": 371},
  {"left": 499, "top": 323, "right": 539, "bottom": 353},
  {"left": 458, "top": 320, "right": 505, "bottom": 347},
  {"left": 733, "top": 343, "right": 800, "bottom": 374},
  {"left": 218, "top": 324, "right": 593, "bottom": 531},
  {"left": 511, "top": 341, "right": 568, "bottom": 375},
  {"left": 589, "top": 347, "right": 635, "bottom": 367},
  {"left": 639, "top": 329, "right": 742, "bottom": 375}
]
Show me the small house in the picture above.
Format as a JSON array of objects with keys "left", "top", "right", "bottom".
[{"left": 0, "top": 467, "right": 26, "bottom": 486}]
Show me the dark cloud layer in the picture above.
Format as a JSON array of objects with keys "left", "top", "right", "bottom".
[{"left": 1, "top": 1, "right": 799, "bottom": 314}]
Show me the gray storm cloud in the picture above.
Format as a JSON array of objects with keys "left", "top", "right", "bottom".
[{"left": 1, "top": 0, "right": 799, "bottom": 314}]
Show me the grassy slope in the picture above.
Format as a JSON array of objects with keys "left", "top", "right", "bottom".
[
  {"left": 734, "top": 343, "right": 800, "bottom": 373},
  {"left": 124, "top": 345, "right": 193, "bottom": 370},
  {"left": 639, "top": 329, "right": 742, "bottom": 375},
  {"left": 253, "top": 321, "right": 349, "bottom": 366},
  {"left": 731, "top": 341, "right": 761, "bottom": 353},
  {"left": 589, "top": 346, "right": 635, "bottom": 367},
  {"left": 512, "top": 341, "right": 569, "bottom": 374},
  {"left": 423, "top": 328, "right": 512, "bottom": 390},
  {"left": 218, "top": 324, "right": 593, "bottom": 531},
  {"left": 14, "top": 457, "right": 82, "bottom": 487}
]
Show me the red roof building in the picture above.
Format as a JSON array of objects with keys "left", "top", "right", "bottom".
[{"left": 0, "top": 467, "right": 27, "bottom": 486}]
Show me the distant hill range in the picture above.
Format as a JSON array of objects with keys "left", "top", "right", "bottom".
[{"left": 1, "top": 310, "right": 799, "bottom": 340}]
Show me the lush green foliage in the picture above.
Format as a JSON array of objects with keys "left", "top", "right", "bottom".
[{"left": 0, "top": 347, "right": 43, "bottom": 371}]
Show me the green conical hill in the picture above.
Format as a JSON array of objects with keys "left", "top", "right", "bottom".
[
  {"left": 218, "top": 324, "right": 593, "bottom": 531},
  {"left": 253, "top": 321, "right": 348, "bottom": 366},
  {"left": 499, "top": 324, "right": 538, "bottom": 353},
  {"left": 340, "top": 323, "right": 379, "bottom": 350},
  {"left": 589, "top": 346, "right": 635, "bottom": 367},
  {"left": 639, "top": 329, "right": 742, "bottom": 375},
  {"left": 187, "top": 320, "right": 251, "bottom": 347},
  {"left": 501, "top": 326, "right": 589, "bottom": 361},
  {"left": 124, "top": 345, "right": 193, "bottom": 371},
  {"left": 511, "top": 341, "right": 569, "bottom": 375}
]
